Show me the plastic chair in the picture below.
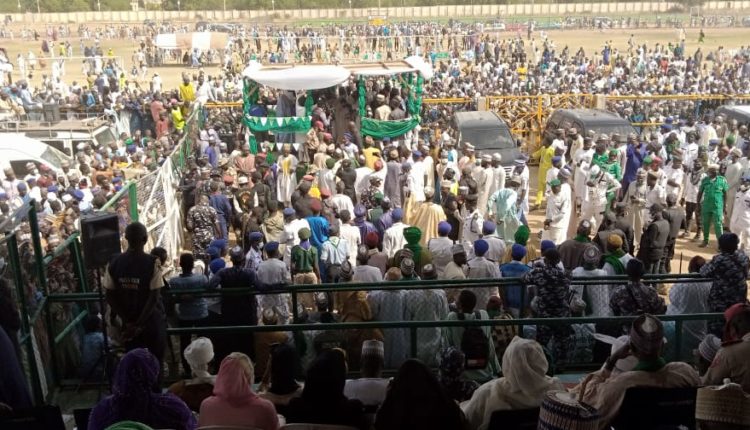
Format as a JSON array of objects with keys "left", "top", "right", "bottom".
[
  {"left": 610, "top": 386, "right": 698, "bottom": 430},
  {"left": 0, "top": 405, "right": 66, "bottom": 430},
  {"left": 487, "top": 407, "right": 540, "bottom": 430},
  {"left": 281, "top": 424, "right": 359, "bottom": 430}
]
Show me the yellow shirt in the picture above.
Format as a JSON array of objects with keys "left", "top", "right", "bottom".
[
  {"left": 532, "top": 145, "right": 555, "bottom": 170},
  {"left": 171, "top": 108, "right": 185, "bottom": 130},
  {"left": 363, "top": 147, "right": 381, "bottom": 170},
  {"left": 179, "top": 83, "right": 195, "bottom": 103}
]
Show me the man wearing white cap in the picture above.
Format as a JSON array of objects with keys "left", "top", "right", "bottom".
[
  {"left": 488, "top": 153, "right": 505, "bottom": 199},
  {"left": 458, "top": 142, "right": 475, "bottom": 174},
  {"left": 476, "top": 154, "right": 494, "bottom": 217},
  {"left": 542, "top": 179, "right": 571, "bottom": 245},
  {"left": 344, "top": 340, "right": 389, "bottom": 406},
  {"left": 577, "top": 314, "right": 700, "bottom": 427},
  {"left": 581, "top": 165, "right": 621, "bottom": 233}
]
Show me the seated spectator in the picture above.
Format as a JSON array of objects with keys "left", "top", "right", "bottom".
[
  {"left": 577, "top": 314, "right": 701, "bottom": 428},
  {"left": 486, "top": 296, "right": 517, "bottom": 361},
  {"left": 438, "top": 347, "right": 479, "bottom": 402},
  {"left": 254, "top": 309, "right": 291, "bottom": 379},
  {"left": 723, "top": 303, "right": 750, "bottom": 342},
  {"left": 695, "top": 380, "right": 750, "bottom": 430},
  {"left": 461, "top": 336, "right": 565, "bottom": 430},
  {"left": 374, "top": 359, "right": 466, "bottom": 430},
  {"left": 258, "top": 344, "right": 303, "bottom": 415},
  {"left": 703, "top": 304, "right": 750, "bottom": 392},
  {"left": 88, "top": 348, "right": 197, "bottom": 430},
  {"left": 78, "top": 314, "right": 107, "bottom": 380},
  {"left": 344, "top": 340, "right": 389, "bottom": 407},
  {"left": 198, "top": 352, "right": 278, "bottom": 430},
  {"left": 285, "top": 349, "right": 368, "bottom": 430},
  {"left": 695, "top": 334, "right": 722, "bottom": 376},
  {"left": 444, "top": 290, "right": 500, "bottom": 383},
  {"left": 168, "top": 337, "right": 216, "bottom": 412}
]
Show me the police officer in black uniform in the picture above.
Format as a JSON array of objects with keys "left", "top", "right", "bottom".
[
  {"left": 104, "top": 222, "right": 167, "bottom": 366},
  {"left": 209, "top": 246, "right": 258, "bottom": 364}
]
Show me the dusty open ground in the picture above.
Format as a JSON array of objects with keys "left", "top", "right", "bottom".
[{"left": 1, "top": 26, "right": 746, "bottom": 89}]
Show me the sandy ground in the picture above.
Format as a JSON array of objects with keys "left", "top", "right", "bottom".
[{"left": 0, "top": 26, "right": 746, "bottom": 89}]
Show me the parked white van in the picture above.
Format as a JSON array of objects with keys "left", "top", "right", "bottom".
[
  {"left": 0, "top": 117, "right": 117, "bottom": 158},
  {"left": 0, "top": 134, "right": 71, "bottom": 178}
]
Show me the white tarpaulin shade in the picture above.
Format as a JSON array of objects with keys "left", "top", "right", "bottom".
[
  {"left": 154, "top": 32, "right": 229, "bottom": 51},
  {"left": 242, "top": 61, "right": 351, "bottom": 90},
  {"left": 345, "top": 56, "right": 434, "bottom": 80}
]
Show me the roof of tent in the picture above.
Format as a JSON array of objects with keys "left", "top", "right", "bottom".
[{"left": 241, "top": 56, "right": 433, "bottom": 91}]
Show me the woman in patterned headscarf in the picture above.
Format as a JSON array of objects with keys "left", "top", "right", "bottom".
[
  {"left": 438, "top": 347, "right": 479, "bottom": 402},
  {"left": 88, "top": 348, "right": 197, "bottom": 430}
]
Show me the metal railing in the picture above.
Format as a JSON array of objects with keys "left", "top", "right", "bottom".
[{"left": 46, "top": 273, "right": 723, "bottom": 378}]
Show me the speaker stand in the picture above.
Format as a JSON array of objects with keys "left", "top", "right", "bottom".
[{"left": 75, "top": 267, "right": 116, "bottom": 400}]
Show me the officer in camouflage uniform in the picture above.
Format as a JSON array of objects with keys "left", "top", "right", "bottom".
[
  {"left": 520, "top": 248, "right": 574, "bottom": 369},
  {"left": 360, "top": 176, "right": 383, "bottom": 210},
  {"left": 186, "top": 194, "right": 220, "bottom": 262},
  {"left": 700, "top": 233, "right": 750, "bottom": 335}
]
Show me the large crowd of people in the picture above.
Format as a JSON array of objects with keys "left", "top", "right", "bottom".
[{"left": 1, "top": 17, "right": 750, "bottom": 430}]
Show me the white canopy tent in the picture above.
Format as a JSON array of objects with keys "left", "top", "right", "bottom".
[{"left": 241, "top": 56, "right": 434, "bottom": 90}]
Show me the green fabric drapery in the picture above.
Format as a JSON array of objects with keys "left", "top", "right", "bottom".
[
  {"left": 357, "top": 73, "right": 424, "bottom": 139},
  {"left": 242, "top": 78, "right": 314, "bottom": 154}
]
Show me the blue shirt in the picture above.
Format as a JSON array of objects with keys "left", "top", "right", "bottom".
[
  {"left": 499, "top": 261, "right": 531, "bottom": 310},
  {"left": 624, "top": 143, "right": 647, "bottom": 184},
  {"left": 169, "top": 273, "right": 210, "bottom": 320},
  {"left": 305, "top": 216, "right": 330, "bottom": 250},
  {"left": 205, "top": 146, "right": 218, "bottom": 168}
]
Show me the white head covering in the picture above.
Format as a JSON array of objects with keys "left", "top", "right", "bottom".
[
  {"left": 184, "top": 337, "right": 215, "bottom": 383},
  {"left": 461, "top": 336, "right": 564, "bottom": 430}
]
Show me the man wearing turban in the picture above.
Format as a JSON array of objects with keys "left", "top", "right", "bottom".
[{"left": 410, "top": 186, "right": 447, "bottom": 246}]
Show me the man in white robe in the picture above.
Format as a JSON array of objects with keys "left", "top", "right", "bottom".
[
  {"left": 281, "top": 208, "right": 310, "bottom": 270},
  {"left": 542, "top": 179, "right": 572, "bottom": 245},
  {"left": 488, "top": 153, "right": 506, "bottom": 199},
  {"left": 581, "top": 165, "right": 621, "bottom": 233},
  {"left": 276, "top": 144, "right": 298, "bottom": 206},
  {"left": 477, "top": 155, "right": 494, "bottom": 218},
  {"left": 429, "top": 221, "right": 456, "bottom": 279},
  {"left": 383, "top": 208, "right": 410, "bottom": 258}
]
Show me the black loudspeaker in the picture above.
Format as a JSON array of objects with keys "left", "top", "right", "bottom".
[{"left": 80, "top": 213, "right": 122, "bottom": 268}]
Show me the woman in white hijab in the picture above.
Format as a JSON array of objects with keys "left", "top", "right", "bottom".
[{"left": 460, "top": 336, "right": 564, "bottom": 430}]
